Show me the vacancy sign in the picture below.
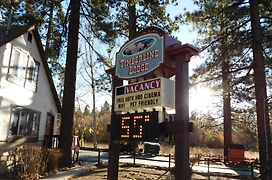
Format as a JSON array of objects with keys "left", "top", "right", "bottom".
[
  {"left": 115, "top": 77, "right": 174, "bottom": 111},
  {"left": 115, "top": 33, "right": 164, "bottom": 79}
]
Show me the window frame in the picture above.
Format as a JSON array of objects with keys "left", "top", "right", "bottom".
[
  {"left": 25, "top": 57, "right": 40, "bottom": 92},
  {"left": 7, "top": 44, "right": 40, "bottom": 91},
  {"left": 10, "top": 106, "right": 41, "bottom": 137}
]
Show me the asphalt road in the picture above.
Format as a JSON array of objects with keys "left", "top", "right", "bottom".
[
  {"left": 78, "top": 150, "right": 260, "bottom": 178},
  {"left": 78, "top": 150, "right": 174, "bottom": 168},
  {"left": 78, "top": 150, "right": 108, "bottom": 162}
]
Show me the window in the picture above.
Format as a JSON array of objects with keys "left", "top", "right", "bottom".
[
  {"left": 10, "top": 106, "right": 40, "bottom": 137},
  {"left": 9, "top": 48, "right": 20, "bottom": 76},
  {"left": 25, "top": 58, "right": 40, "bottom": 91},
  {"left": 8, "top": 46, "right": 28, "bottom": 83},
  {"left": 27, "top": 32, "right": 32, "bottom": 43},
  {"left": 8, "top": 45, "right": 40, "bottom": 91},
  {"left": 26, "top": 58, "right": 39, "bottom": 82}
]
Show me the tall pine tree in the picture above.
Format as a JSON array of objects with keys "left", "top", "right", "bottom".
[{"left": 186, "top": 0, "right": 272, "bottom": 178}]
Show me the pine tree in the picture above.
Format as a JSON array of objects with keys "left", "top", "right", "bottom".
[
  {"left": 186, "top": 0, "right": 272, "bottom": 177},
  {"left": 250, "top": 0, "right": 272, "bottom": 178},
  {"left": 59, "top": 0, "right": 80, "bottom": 167}
]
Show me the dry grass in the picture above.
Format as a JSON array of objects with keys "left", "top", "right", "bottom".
[
  {"left": 159, "top": 143, "right": 175, "bottom": 155},
  {"left": 190, "top": 147, "right": 223, "bottom": 156},
  {"left": 85, "top": 142, "right": 259, "bottom": 160},
  {"left": 159, "top": 144, "right": 259, "bottom": 160},
  {"left": 159, "top": 145, "right": 224, "bottom": 157},
  {"left": 245, "top": 150, "right": 259, "bottom": 160}
]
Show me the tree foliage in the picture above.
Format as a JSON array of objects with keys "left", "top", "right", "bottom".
[
  {"left": 186, "top": 0, "right": 272, "bottom": 134},
  {"left": 73, "top": 101, "right": 111, "bottom": 144},
  {"left": 77, "top": 0, "right": 183, "bottom": 95},
  {"left": 0, "top": 0, "right": 66, "bottom": 61},
  {"left": 81, "top": 0, "right": 180, "bottom": 46}
]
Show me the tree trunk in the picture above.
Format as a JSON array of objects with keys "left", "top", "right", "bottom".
[
  {"left": 128, "top": 0, "right": 136, "bottom": 40},
  {"left": 90, "top": 48, "right": 97, "bottom": 148},
  {"left": 44, "top": 0, "right": 54, "bottom": 60},
  {"left": 59, "top": 0, "right": 80, "bottom": 167},
  {"left": 219, "top": 1, "right": 232, "bottom": 159},
  {"left": 250, "top": 1, "right": 272, "bottom": 179},
  {"left": 222, "top": 50, "right": 232, "bottom": 161}
]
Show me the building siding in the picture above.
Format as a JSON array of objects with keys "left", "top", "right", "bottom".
[{"left": 0, "top": 31, "right": 59, "bottom": 142}]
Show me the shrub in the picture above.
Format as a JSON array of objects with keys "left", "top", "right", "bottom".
[
  {"left": 8, "top": 146, "right": 48, "bottom": 179},
  {"left": 46, "top": 148, "right": 63, "bottom": 172},
  {"left": 7, "top": 146, "right": 63, "bottom": 179}
]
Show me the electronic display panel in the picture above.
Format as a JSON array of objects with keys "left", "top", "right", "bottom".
[{"left": 113, "top": 111, "right": 159, "bottom": 141}]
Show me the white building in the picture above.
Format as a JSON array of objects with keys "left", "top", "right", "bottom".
[{"left": 0, "top": 25, "right": 61, "bottom": 145}]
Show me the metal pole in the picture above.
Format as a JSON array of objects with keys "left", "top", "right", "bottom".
[
  {"left": 207, "top": 158, "right": 210, "bottom": 174},
  {"left": 251, "top": 162, "right": 254, "bottom": 177},
  {"left": 133, "top": 150, "right": 136, "bottom": 166},
  {"left": 169, "top": 153, "right": 171, "bottom": 171},
  {"left": 98, "top": 149, "right": 101, "bottom": 166}
]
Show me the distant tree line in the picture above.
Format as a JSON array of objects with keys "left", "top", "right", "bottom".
[{"left": 73, "top": 101, "right": 111, "bottom": 145}]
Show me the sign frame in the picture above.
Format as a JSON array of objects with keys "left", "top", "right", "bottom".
[
  {"left": 114, "top": 77, "right": 175, "bottom": 112},
  {"left": 112, "top": 111, "right": 160, "bottom": 141},
  {"left": 115, "top": 33, "right": 164, "bottom": 79}
]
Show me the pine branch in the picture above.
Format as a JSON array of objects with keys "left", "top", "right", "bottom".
[
  {"left": 56, "top": 1, "right": 70, "bottom": 60},
  {"left": 263, "top": 47, "right": 272, "bottom": 62},
  {"left": 225, "top": 0, "right": 249, "bottom": 10},
  {"left": 79, "top": 31, "right": 112, "bottom": 68},
  {"left": 230, "top": 47, "right": 251, "bottom": 66},
  {"left": 202, "top": 19, "right": 251, "bottom": 51},
  {"left": 80, "top": 3, "right": 104, "bottom": 42},
  {"left": 232, "top": 63, "right": 254, "bottom": 86}
]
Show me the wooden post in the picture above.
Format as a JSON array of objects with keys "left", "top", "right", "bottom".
[
  {"left": 174, "top": 53, "right": 190, "bottom": 180},
  {"left": 107, "top": 74, "right": 122, "bottom": 180},
  {"left": 167, "top": 44, "right": 199, "bottom": 180}
]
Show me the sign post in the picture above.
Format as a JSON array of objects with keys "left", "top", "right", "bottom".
[
  {"left": 106, "top": 71, "right": 122, "bottom": 180},
  {"left": 167, "top": 45, "right": 199, "bottom": 180},
  {"left": 106, "top": 28, "right": 199, "bottom": 180}
]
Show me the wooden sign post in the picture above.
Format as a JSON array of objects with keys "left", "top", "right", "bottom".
[
  {"left": 167, "top": 45, "right": 199, "bottom": 179},
  {"left": 106, "top": 27, "right": 199, "bottom": 180}
]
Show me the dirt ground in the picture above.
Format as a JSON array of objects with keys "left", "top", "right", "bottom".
[
  {"left": 72, "top": 164, "right": 173, "bottom": 180},
  {"left": 71, "top": 164, "right": 238, "bottom": 180}
]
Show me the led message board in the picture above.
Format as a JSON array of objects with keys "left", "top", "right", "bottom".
[{"left": 112, "top": 111, "right": 159, "bottom": 141}]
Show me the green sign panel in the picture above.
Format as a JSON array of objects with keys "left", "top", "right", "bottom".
[{"left": 116, "top": 33, "right": 164, "bottom": 79}]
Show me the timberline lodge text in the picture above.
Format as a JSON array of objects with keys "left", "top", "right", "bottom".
[{"left": 119, "top": 49, "right": 160, "bottom": 76}]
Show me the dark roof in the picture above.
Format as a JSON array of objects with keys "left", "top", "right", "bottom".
[
  {"left": 0, "top": 25, "right": 62, "bottom": 113},
  {"left": 0, "top": 24, "right": 34, "bottom": 47},
  {"left": 228, "top": 144, "right": 245, "bottom": 150}
]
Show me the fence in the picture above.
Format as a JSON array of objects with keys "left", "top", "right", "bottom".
[
  {"left": 43, "top": 135, "right": 80, "bottom": 149},
  {"left": 86, "top": 150, "right": 260, "bottom": 178},
  {"left": 43, "top": 138, "right": 260, "bottom": 178},
  {"left": 43, "top": 135, "right": 60, "bottom": 148},
  {"left": 191, "top": 154, "right": 260, "bottom": 178}
]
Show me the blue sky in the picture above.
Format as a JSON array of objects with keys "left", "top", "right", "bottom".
[
  {"left": 77, "top": 0, "right": 209, "bottom": 112},
  {"left": 166, "top": 0, "right": 203, "bottom": 74},
  {"left": 167, "top": 0, "right": 199, "bottom": 44}
]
